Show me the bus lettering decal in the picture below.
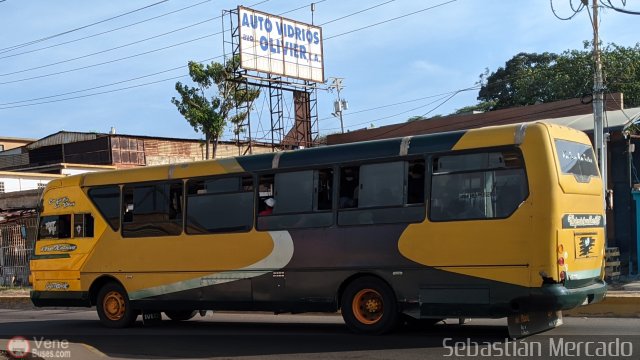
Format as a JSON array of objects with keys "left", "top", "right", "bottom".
[
  {"left": 45, "top": 282, "right": 70, "bottom": 291},
  {"left": 40, "top": 243, "right": 77, "bottom": 252},
  {"left": 49, "top": 197, "right": 76, "bottom": 209},
  {"left": 563, "top": 214, "right": 603, "bottom": 229}
]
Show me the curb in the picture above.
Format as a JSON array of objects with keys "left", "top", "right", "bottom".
[
  {"left": 2, "top": 293, "right": 639, "bottom": 317},
  {"left": 0, "top": 296, "right": 33, "bottom": 310},
  {"left": 564, "top": 292, "right": 640, "bottom": 318}
]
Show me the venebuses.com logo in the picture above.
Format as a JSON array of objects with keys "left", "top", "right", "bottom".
[
  {"left": 6, "top": 335, "right": 72, "bottom": 359},
  {"left": 7, "top": 336, "right": 30, "bottom": 358}
]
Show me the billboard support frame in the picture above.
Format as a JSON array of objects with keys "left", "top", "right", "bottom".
[{"left": 222, "top": 7, "right": 320, "bottom": 153}]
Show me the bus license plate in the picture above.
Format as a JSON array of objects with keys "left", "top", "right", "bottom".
[{"left": 507, "top": 311, "right": 563, "bottom": 338}]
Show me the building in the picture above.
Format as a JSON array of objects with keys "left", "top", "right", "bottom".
[
  {"left": 328, "top": 93, "right": 640, "bottom": 274},
  {"left": 0, "top": 136, "right": 35, "bottom": 152},
  {"left": 0, "top": 131, "right": 274, "bottom": 173}
]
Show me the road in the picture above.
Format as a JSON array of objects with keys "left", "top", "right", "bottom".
[{"left": 0, "top": 309, "right": 639, "bottom": 359}]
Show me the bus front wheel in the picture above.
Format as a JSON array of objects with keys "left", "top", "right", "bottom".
[
  {"left": 341, "top": 277, "right": 398, "bottom": 334},
  {"left": 96, "top": 282, "right": 137, "bottom": 328}
]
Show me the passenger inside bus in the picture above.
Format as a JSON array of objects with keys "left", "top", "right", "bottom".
[
  {"left": 259, "top": 197, "right": 275, "bottom": 215},
  {"left": 339, "top": 167, "right": 359, "bottom": 208},
  {"left": 407, "top": 161, "right": 425, "bottom": 204}
]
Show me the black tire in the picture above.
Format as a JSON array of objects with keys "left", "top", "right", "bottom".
[
  {"left": 96, "top": 282, "right": 137, "bottom": 328},
  {"left": 165, "top": 310, "right": 198, "bottom": 321},
  {"left": 341, "top": 276, "right": 398, "bottom": 334}
]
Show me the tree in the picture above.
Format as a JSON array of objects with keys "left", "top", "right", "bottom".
[
  {"left": 476, "top": 42, "right": 640, "bottom": 110},
  {"left": 171, "top": 56, "right": 260, "bottom": 159}
]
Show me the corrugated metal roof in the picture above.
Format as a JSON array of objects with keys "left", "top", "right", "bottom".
[
  {"left": 545, "top": 106, "right": 640, "bottom": 132},
  {"left": 26, "top": 131, "right": 100, "bottom": 150}
]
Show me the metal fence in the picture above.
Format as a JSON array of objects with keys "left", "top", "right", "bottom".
[{"left": 0, "top": 216, "right": 37, "bottom": 287}]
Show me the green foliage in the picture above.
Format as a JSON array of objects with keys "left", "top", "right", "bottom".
[
  {"left": 171, "top": 56, "right": 260, "bottom": 158},
  {"left": 453, "top": 101, "right": 496, "bottom": 115},
  {"left": 477, "top": 43, "right": 640, "bottom": 110}
]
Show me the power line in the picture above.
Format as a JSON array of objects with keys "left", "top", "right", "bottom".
[
  {"left": 0, "top": 0, "right": 171, "bottom": 54},
  {"left": 321, "top": 94, "right": 455, "bottom": 132},
  {"left": 0, "top": 0, "right": 457, "bottom": 110},
  {"left": 0, "top": 75, "right": 189, "bottom": 110},
  {"left": 318, "top": 91, "right": 467, "bottom": 122},
  {"left": 319, "top": 0, "right": 395, "bottom": 26},
  {"left": 346, "top": 87, "right": 478, "bottom": 140},
  {"left": 0, "top": 0, "right": 213, "bottom": 61},
  {"left": 0, "top": 17, "right": 218, "bottom": 77},
  {"left": 0, "top": 0, "right": 330, "bottom": 105},
  {"left": 0, "top": 0, "right": 315, "bottom": 85},
  {"left": 602, "top": 0, "right": 640, "bottom": 15},
  {"left": 0, "top": 33, "right": 219, "bottom": 85},
  {"left": 550, "top": 0, "right": 585, "bottom": 20},
  {"left": 325, "top": 0, "right": 458, "bottom": 40}
]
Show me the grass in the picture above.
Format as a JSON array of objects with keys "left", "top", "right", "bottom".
[{"left": 0, "top": 287, "right": 30, "bottom": 296}]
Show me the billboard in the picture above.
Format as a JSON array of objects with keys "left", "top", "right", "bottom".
[{"left": 238, "top": 6, "right": 324, "bottom": 83}]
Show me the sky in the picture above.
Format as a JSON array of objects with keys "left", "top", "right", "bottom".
[{"left": 0, "top": 0, "right": 638, "bottom": 143}]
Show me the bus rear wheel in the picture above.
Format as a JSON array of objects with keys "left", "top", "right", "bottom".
[
  {"left": 165, "top": 310, "right": 197, "bottom": 321},
  {"left": 96, "top": 282, "right": 137, "bottom": 328},
  {"left": 341, "top": 277, "right": 398, "bottom": 334}
]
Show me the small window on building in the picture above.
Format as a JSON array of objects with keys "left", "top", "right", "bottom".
[
  {"left": 37, "top": 183, "right": 46, "bottom": 190},
  {"left": 186, "top": 176, "right": 253, "bottom": 234},
  {"left": 38, "top": 215, "right": 72, "bottom": 240},
  {"left": 122, "top": 181, "right": 183, "bottom": 237},
  {"left": 88, "top": 186, "right": 120, "bottom": 230},
  {"left": 0, "top": 181, "right": 5, "bottom": 194},
  {"left": 73, "top": 213, "right": 95, "bottom": 238},
  {"left": 0, "top": 145, "right": 4, "bottom": 151}
]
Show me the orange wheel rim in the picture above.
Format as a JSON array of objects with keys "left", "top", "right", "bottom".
[
  {"left": 352, "top": 288, "right": 384, "bottom": 325},
  {"left": 103, "top": 291, "right": 126, "bottom": 321}
]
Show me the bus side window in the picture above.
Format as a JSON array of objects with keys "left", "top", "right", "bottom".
[
  {"left": 73, "top": 213, "right": 94, "bottom": 238},
  {"left": 88, "top": 186, "right": 120, "bottom": 231},
  {"left": 407, "top": 160, "right": 425, "bottom": 204},
  {"left": 257, "top": 174, "right": 275, "bottom": 215},
  {"left": 185, "top": 175, "right": 253, "bottom": 234},
  {"left": 339, "top": 166, "right": 359, "bottom": 209},
  {"left": 122, "top": 181, "right": 184, "bottom": 237},
  {"left": 257, "top": 169, "right": 334, "bottom": 230},
  {"left": 430, "top": 150, "right": 528, "bottom": 221},
  {"left": 316, "top": 168, "right": 334, "bottom": 211},
  {"left": 38, "top": 214, "right": 72, "bottom": 240}
]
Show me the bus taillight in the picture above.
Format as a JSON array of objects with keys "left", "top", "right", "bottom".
[{"left": 557, "top": 257, "right": 565, "bottom": 266}]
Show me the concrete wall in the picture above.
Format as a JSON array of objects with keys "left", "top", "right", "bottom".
[{"left": 0, "top": 176, "right": 53, "bottom": 193}]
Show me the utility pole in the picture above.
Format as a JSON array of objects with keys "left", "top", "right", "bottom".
[
  {"left": 591, "top": 1, "right": 608, "bottom": 215},
  {"left": 328, "top": 77, "right": 348, "bottom": 133}
]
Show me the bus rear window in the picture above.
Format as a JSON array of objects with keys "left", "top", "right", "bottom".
[{"left": 554, "top": 139, "right": 599, "bottom": 182}]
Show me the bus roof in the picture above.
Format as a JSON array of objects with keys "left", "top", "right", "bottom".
[{"left": 78, "top": 122, "right": 568, "bottom": 187}]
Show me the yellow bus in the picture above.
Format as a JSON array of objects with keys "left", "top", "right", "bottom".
[{"left": 30, "top": 121, "right": 606, "bottom": 335}]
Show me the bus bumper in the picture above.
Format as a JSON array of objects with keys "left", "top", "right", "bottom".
[
  {"left": 30, "top": 290, "right": 91, "bottom": 307},
  {"left": 527, "top": 280, "right": 607, "bottom": 311}
]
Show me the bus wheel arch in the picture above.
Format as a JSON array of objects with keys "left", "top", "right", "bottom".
[
  {"left": 89, "top": 275, "right": 122, "bottom": 306},
  {"left": 339, "top": 275, "right": 399, "bottom": 334},
  {"left": 93, "top": 279, "right": 138, "bottom": 328}
]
